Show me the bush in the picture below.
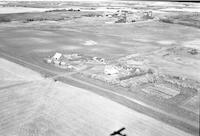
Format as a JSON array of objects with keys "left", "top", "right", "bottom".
[
  {"left": 0, "top": 17, "right": 11, "bottom": 23},
  {"left": 159, "top": 18, "right": 173, "bottom": 24}
]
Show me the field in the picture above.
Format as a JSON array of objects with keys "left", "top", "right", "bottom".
[{"left": 0, "top": 1, "right": 199, "bottom": 136}]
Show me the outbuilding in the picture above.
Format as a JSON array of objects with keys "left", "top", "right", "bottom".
[{"left": 104, "top": 65, "right": 119, "bottom": 75}]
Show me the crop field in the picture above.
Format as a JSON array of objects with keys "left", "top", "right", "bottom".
[{"left": 141, "top": 84, "right": 180, "bottom": 99}]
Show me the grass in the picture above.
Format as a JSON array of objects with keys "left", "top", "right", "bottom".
[{"left": 159, "top": 13, "right": 200, "bottom": 28}]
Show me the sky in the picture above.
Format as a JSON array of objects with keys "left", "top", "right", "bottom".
[
  {"left": 1, "top": 0, "right": 200, "bottom": 1},
  {"left": 0, "top": 0, "right": 113, "bottom": 1}
]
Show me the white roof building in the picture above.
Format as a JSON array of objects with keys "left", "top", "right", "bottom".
[
  {"left": 104, "top": 65, "right": 119, "bottom": 75},
  {"left": 52, "top": 52, "right": 62, "bottom": 60}
]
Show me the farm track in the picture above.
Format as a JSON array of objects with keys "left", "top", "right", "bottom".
[{"left": 0, "top": 81, "right": 32, "bottom": 91}]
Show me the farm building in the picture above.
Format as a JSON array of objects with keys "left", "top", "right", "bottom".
[
  {"left": 52, "top": 52, "right": 62, "bottom": 60},
  {"left": 104, "top": 65, "right": 119, "bottom": 75},
  {"left": 93, "top": 57, "right": 105, "bottom": 64}
]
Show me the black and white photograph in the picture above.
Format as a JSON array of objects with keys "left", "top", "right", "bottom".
[{"left": 0, "top": 0, "right": 199, "bottom": 136}]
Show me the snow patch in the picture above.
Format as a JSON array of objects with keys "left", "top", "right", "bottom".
[{"left": 83, "top": 40, "right": 97, "bottom": 46}]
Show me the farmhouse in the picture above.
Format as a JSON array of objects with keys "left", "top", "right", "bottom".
[{"left": 52, "top": 52, "right": 62, "bottom": 60}]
